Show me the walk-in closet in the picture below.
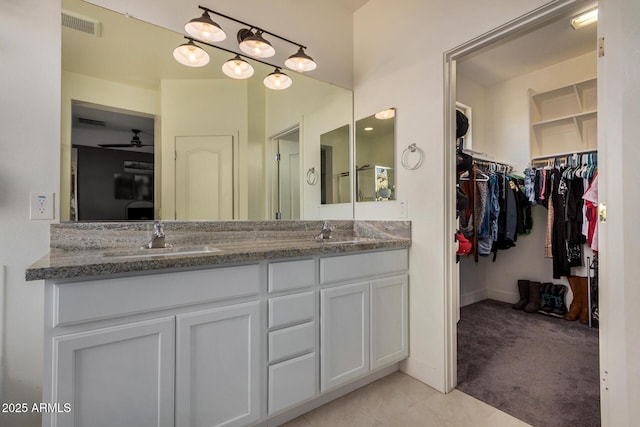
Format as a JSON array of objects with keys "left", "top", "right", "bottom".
[{"left": 454, "top": 3, "right": 601, "bottom": 426}]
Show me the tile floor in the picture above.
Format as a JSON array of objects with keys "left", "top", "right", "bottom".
[{"left": 282, "top": 372, "right": 532, "bottom": 427}]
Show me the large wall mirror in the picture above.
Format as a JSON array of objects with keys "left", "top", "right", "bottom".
[
  {"left": 61, "top": 0, "right": 353, "bottom": 221},
  {"left": 354, "top": 109, "right": 396, "bottom": 202},
  {"left": 320, "top": 124, "right": 351, "bottom": 205}
]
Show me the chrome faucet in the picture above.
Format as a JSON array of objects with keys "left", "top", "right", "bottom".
[
  {"left": 315, "top": 221, "right": 334, "bottom": 241},
  {"left": 141, "top": 221, "right": 169, "bottom": 249}
]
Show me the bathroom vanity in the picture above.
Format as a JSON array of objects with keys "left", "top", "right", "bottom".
[{"left": 27, "top": 220, "right": 410, "bottom": 427}]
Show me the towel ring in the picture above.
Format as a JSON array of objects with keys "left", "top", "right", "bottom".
[
  {"left": 401, "top": 143, "right": 424, "bottom": 170},
  {"left": 306, "top": 167, "right": 318, "bottom": 185}
]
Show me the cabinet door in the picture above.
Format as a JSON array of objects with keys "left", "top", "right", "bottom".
[
  {"left": 371, "top": 274, "right": 409, "bottom": 369},
  {"left": 320, "top": 282, "right": 370, "bottom": 392},
  {"left": 176, "top": 302, "right": 260, "bottom": 427},
  {"left": 52, "top": 317, "right": 175, "bottom": 427}
]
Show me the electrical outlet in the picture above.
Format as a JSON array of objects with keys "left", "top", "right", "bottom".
[{"left": 30, "top": 192, "right": 55, "bottom": 220}]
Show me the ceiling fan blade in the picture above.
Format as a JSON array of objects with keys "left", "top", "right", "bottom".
[{"left": 98, "top": 143, "right": 142, "bottom": 148}]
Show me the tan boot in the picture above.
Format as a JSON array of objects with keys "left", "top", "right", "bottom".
[
  {"left": 564, "top": 276, "right": 584, "bottom": 321},
  {"left": 579, "top": 277, "right": 590, "bottom": 324}
]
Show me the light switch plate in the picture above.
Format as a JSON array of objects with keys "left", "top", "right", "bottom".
[
  {"left": 30, "top": 192, "right": 55, "bottom": 220},
  {"left": 399, "top": 200, "right": 408, "bottom": 218}
]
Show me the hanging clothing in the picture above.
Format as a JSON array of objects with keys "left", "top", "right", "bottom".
[
  {"left": 551, "top": 168, "right": 571, "bottom": 279},
  {"left": 583, "top": 171, "right": 599, "bottom": 252}
]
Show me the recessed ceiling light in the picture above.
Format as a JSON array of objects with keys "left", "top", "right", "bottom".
[
  {"left": 375, "top": 108, "right": 395, "bottom": 120},
  {"left": 571, "top": 9, "right": 598, "bottom": 30},
  {"left": 364, "top": 127, "right": 373, "bottom": 131}
]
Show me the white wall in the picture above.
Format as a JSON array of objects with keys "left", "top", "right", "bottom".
[
  {"left": 354, "top": 0, "right": 550, "bottom": 392},
  {"left": 0, "top": 1, "right": 61, "bottom": 426},
  {"left": 457, "top": 76, "right": 487, "bottom": 151},
  {"left": 356, "top": 0, "right": 640, "bottom": 423}
]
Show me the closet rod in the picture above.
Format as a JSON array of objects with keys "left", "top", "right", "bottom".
[
  {"left": 473, "top": 158, "right": 514, "bottom": 174},
  {"left": 530, "top": 149, "right": 597, "bottom": 162}
]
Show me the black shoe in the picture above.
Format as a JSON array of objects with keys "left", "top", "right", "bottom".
[
  {"left": 524, "top": 281, "right": 542, "bottom": 313},
  {"left": 539, "top": 282, "right": 554, "bottom": 314},
  {"left": 512, "top": 279, "right": 529, "bottom": 310},
  {"left": 551, "top": 284, "right": 568, "bottom": 316}
]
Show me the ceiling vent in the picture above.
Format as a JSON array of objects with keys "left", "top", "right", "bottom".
[
  {"left": 62, "top": 10, "right": 101, "bottom": 37},
  {"left": 78, "top": 117, "right": 106, "bottom": 127}
]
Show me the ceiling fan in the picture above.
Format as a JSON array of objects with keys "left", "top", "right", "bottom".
[{"left": 99, "top": 129, "right": 153, "bottom": 148}]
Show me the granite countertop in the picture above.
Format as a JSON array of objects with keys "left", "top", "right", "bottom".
[{"left": 26, "top": 220, "right": 411, "bottom": 281}]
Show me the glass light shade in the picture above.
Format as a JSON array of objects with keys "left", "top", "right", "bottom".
[
  {"left": 222, "top": 56, "right": 255, "bottom": 79},
  {"left": 264, "top": 69, "right": 292, "bottom": 90},
  {"left": 284, "top": 48, "right": 317, "bottom": 72},
  {"left": 570, "top": 9, "right": 598, "bottom": 29},
  {"left": 239, "top": 31, "right": 276, "bottom": 58},
  {"left": 375, "top": 108, "right": 395, "bottom": 120},
  {"left": 185, "top": 12, "right": 226, "bottom": 42},
  {"left": 173, "top": 41, "right": 210, "bottom": 67}
]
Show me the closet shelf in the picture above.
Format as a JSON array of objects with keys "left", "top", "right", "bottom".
[
  {"left": 532, "top": 110, "right": 597, "bottom": 127},
  {"left": 529, "top": 77, "right": 597, "bottom": 158}
]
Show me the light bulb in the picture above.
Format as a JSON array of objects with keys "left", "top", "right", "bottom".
[
  {"left": 173, "top": 41, "right": 209, "bottom": 67},
  {"left": 185, "top": 11, "right": 226, "bottom": 42},
  {"left": 284, "top": 48, "right": 317, "bottom": 72},
  {"left": 222, "top": 56, "right": 254, "bottom": 79},
  {"left": 264, "top": 68, "right": 292, "bottom": 90}
]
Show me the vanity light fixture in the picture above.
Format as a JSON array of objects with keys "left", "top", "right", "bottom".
[
  {"left": 177, "top": 6, "right": 318, "bottom": 89},
  {"left": 284, "top": 47, "right": 317, "bottom": 72},
  {"left": 374, "top": 108, "right": 395, "bottom": 120},
  {"left": 222, "top": 55, "right": 254, "bottom": 79},
  {"left": 172, "top": 39, "right": 210, "bottom": 67},
  {"left": 185, "top": 11, "right": 226, "bottom": 42},
  {"left": 264, "top": 67, "right": 292, "bottom": 90},
  {"left": 570, "top": 8, "right": 598, "bottom": 30},
  {"left": 238, "top": 29, "right": 276, "bottom": 58}
]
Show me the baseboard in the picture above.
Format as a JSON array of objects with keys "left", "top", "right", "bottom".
[
  {"left": 258, "top": 363, "right": 399, "bottom": 426},
  {"left": 487, "top": 288, "right": 518, "bottom": 304},
  {"left": 399, "top": 356, "right": 446, "bottom": 393},
  {"left": 460, "top": 289, "right": 487, "bottom": 307}
]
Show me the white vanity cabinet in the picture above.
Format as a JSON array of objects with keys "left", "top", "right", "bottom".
[
  {"left": 52, "top": 317, "right": 176, "bottom": 427},
  {"left": 44, "top": 264, "right": 262, "bottom": 427},
  {"left": 266, "top": 259, "right": 317, "bottom": 415},
  {"left": 319, "top": 250, "right": 409, "bottom": 392},
  {"left": 43, "top": 248, "right": 409, "bottom": 426}
]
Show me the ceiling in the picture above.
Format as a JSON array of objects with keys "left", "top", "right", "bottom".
[{"left": 457, "top": 4, "right": 598, "bottom": 87}]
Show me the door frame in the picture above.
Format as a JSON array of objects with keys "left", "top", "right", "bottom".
[
  {"left": 442, "top": 0, "right": 599, "bottom": 393},
  {"left": 267, "top": 125, "right": 301, "bottom": 220}
]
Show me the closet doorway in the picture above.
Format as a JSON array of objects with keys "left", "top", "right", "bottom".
[{"left": 444, "top": 1, "right": 601, "bottom": 426}]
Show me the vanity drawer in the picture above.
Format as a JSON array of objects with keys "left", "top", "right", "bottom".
[
  {"left": 268, "top": 259, "right": 315, "bottom": 293},
  {"left": 54, "top": 265, "right": 261, "bottom": 326},
  {"left": 268, "top": 321, "right": 315, "bottom": 364},
  {"left": 320, "top": 249, "right": 408, "bottom": 284},
  {"left": 268, "top": 291, "right": 315, "bottom": 329},
  {"left": 269, "top": 353, "right": 316, "bottom": 414}
]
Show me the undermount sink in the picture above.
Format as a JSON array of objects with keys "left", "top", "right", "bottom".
[{"left": 103, "top": 246, "right": 221, "bottom": 260}]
